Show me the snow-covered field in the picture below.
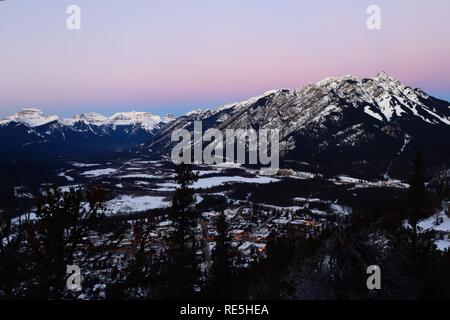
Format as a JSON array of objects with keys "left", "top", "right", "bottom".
[
  {"left": 434, "top": 239, "right": 450, "bottom": 251},
  {"left": 59, "top": 171, "right": 75, "bottom": 182},
  {"left": 417, "top": 202, "right": 450, "bottom": 251},
  {"left": 157, "top": 175, "right": 279, "bottom": 190},
  {"left": 39, "top": 158, "right": 418, "bottom": 223},
  {"left": 81, "top": 168, "right": 117, "bottom": 177},
  {"left": 194, "top": 175, "right": 278, "bottom": 189},
  {"left": 105, "top": 195, "right": 170, "bottom": 215},
  {"left": 12, "top": 212, "right": 37, "bottom": 224},
  {"left": 293, "top": 197, "right": 329, "bottom": 204},
  {"left": 59, "top": 185, "right": 83, "bottom": 192},
  {"left": 119, "top": 174, "right": 161, "bottom": 179},
  {"left": 70, "top": 162, "right": 101, "bottom": 168},
  {"left": 418, "top": 212, "right": 450, "bottom": 233},
  {"left": 333, "top": 175, "right": 409, "bottom": 189},
  {"left": 330, "top": 203, "right": 352, "bottom": 215}
]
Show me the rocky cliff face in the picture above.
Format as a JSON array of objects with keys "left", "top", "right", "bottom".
[{"left": 144, "top": 73, "right": 450, "bottom": 178}]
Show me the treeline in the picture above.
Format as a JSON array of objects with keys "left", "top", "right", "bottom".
[
  {"left": 239, "top": 150, "right": 450, "bottom": 299},
  {"left": 105, "top": 164, "right": 237, "bottom": 300},
  {"left": 0, "top": 186, "right": 119, "bottom": 299},
  {"left": 0, "top": 164, "right": 238, "bottom": 300}
]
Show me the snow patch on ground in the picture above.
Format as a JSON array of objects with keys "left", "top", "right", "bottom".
[
  {"left": 330, "top": 203, "right": 352, "bottom": 215},
  {"left": 59, "top": 185, "right": 83, "bottom": 192},
  {"left": 59, "top": 171, "right": 75, "bottom": 182},
  {"left": 333, "top": 175, "right": 409, "bottom": 189},
  {"left": 416, "top": 202, "right": 450, "bottom": 251},
  {"left": 156, "top": 175, "right": 278, "bottom": 190},
  {"left": 418, "top": 207, "right": 450, "bottom": 233},
  {"left": 293, "top": 197, "right": 329, "bottom": 204},
  {"left": 81, "top": 168, "right": 117, "bottom": 177},
  {"left": 105, "top": 195, "right": 170, "bottom": 214},
  {"left": 119, "top": 174, "right": 161, "bottom": 179},
  {"left": 70, "top": 162, "right": 101, "bottom": 168},
  {"left": 12, "top": 212, "right": 37, "bottom": 224},
  {"left": 435, "top": 239, "right": 450, "bottom": 251},
  {"left": 195, "top": 176, "right": 279, "bottom": 189}
]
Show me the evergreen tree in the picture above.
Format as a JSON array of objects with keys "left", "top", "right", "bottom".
[
  {"left": 0, "top": 212, "right": 31, "bottom": 299},
  {"left": 408, "top": 149, "right": 429, "bottom": 237},
  {"left": 28, "top": 186, "right": 106, "bottom": 299},
  {"left": 159, "top": 163, "right": 200, "bottom": 299},
  {"left": 207, "top": 211, "right": 234, "bottom": 299},
  {"left": 118, "top": 219, "right": 161, "bottom": 299}
]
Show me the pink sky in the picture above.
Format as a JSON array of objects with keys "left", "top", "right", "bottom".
[{"left": 0, "top": 0, "right": 449, "bottom": 117}]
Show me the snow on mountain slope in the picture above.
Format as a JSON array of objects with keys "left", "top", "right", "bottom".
[
  {"left": 60, "top": 111, "right": 173, "bottom": 131},
  {"left": 108, "top": 112, "right": 167, "bottom": 131},
  {"left": 0, "top": 108, "right": 59, "bottom": 127},
  {"left": 145, "top": 72, "right": 450, "bottom": 178},
  {"left": 294, "top": 72, "right": 450, "bottom": 126},
  {"left": 0, "top": 109, "right": 175, "bottom": 158},
  {"left": 162, "top": 72, "right": 448, "bottom": 141},
  {"left": 2, "top": 72, "right": 449, "bottom": 177},
  {"left": 1, "top": 109, "right": 174, "bottom": 132},
  {"left": 150, "top": 72, "right": 449, "bottom": 150},
  {"left": 63, "top": 112, "right": 109, "bottom": 126}
]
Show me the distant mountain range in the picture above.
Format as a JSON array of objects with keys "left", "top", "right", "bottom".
[
  {"left": 2, "top": 72, "right": 449, "bottom": 178},
  {"left": 0, "top": 109, "right": 174, "bottom": 160}
]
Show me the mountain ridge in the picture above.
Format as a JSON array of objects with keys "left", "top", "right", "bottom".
[
  {"left": 0, "top": 109, "right": 175, "bottom": 130},
  {"left": 143, "top": 72, "right": 450, "bottom": 179},
  {"left": 0, "top": 109, "right": 174, "bottom": 160},
  {"left": 1, "top": 72, "right": 449, "bottom": 179}
]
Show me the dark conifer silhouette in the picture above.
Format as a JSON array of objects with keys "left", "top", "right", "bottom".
[
  {"left": 408, "top": 149, "right": 430, "bottom": 237},
  {"left": 28, "top": 186, "right": 106, "bottom": 299},
  {"left": 0, "top": 212, "right": 31, "bottom": 299},
  {"left": 158, "top": 163, "right": 200, "bottom": 299},
  {"left": 207, "top": 211, "right": 234, "bottom": 299}
]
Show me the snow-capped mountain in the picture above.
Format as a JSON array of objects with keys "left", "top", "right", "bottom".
[
  {"left": 0, "top": 109, "right": 173, "bottom": 131},
  {"left": 2, "top": 72, "right": 449, "bottom": 178},
  {"left": 0, "top": 108, "right": 59, "bottom": 127},
  {"left": 61, "top": 111, "right": 174, "bottom": 130},
  {"left": 0, "top": 109, "right": 174, "bottom": 160},
  {"left": 145, "top": 72, "right": 450, "bottom": 178}
]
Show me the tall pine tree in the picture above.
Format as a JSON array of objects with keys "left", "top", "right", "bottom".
[
  {"left": 28, "top": 186, "right": 106, "bottom": 299},
  {"left": 408, "top": 149, "right": 428, "bottom": 237},
  {"left": 159, "top": 163, "right": 200, "bottom": 299},
  {"left": 207, "top": 211, "right": 234, "bottom": 299}
]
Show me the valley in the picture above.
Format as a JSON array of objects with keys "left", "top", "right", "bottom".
[{"left": 1, "top": 72, "right": 449, "bottom": 299}]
